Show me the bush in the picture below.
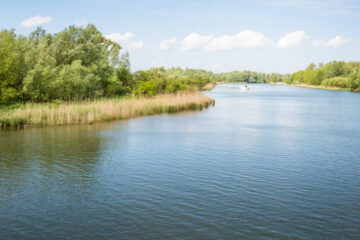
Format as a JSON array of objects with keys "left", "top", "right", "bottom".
[
  {"left": 349, "top": 71, "right": 360, "bottom": 91},
  {"left": 321, "top": 77, "right": 350, "bottom": 88},
  {"left": 165, "top": 81, "right": 184, "bottom": 93},
  {"left": 303, "top": 69, "right": 324, "bottom": 85},
  {"left": 134, "top": 80, "right": 156, "bottom": 96}
]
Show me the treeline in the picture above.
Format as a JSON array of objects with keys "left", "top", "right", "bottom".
[
  {"left": 287, "top": 61, "right": 360, "bottom": 91},
  {"left": 132, "top": 67, "right": 218, "bottom": 96},
  {"left": 218, "top": 71, "right": 288, "bottom": 83}
]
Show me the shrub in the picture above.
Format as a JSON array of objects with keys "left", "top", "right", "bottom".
[
  {"left": 134, "top": 80, "right": 156, "bottom": 96},
  {"left": 321, "top": 77, "right": 350, "bottom": 88}
]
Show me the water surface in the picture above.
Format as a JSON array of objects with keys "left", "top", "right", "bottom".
[{"left": 1, "top": 84, "right": 360, "bottom": 239}]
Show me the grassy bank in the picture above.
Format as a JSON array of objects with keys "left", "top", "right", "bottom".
[
  {"left": 293, "top": 83, "right": 348, "bottom": 91},
  {"left": 0, "top": 93, "right": 214, "bottom": 129},
  {"left": 269, "top": 82, "right": 351, "bottom": 91}
]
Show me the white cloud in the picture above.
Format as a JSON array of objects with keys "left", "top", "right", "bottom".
[
  {"left": 104, "top": 32, "right": 135, "bottom": 43},
  {"left": 128, "top": 41, "right": 145, "bottom": 50},
  {"left": 326, "top": 35, "right": 350, "bottom": 47},
  {"left": 105, "top": 32, "right": 145, "bottom": 50},
  {"left": 158, "top": 38, "right": 177, "bottom": 51},
  {"left": 312, "top": 35, "right": 351, "bottom": 47},
  {"left": 204, "top": 30, "right": 271, "bottom": 51},
  {"left": 277, "top": 31, "right": 309, "bottom": 49},
  {"left": 21, "top": 15, "right": 52, "bottom": 27},
  {"left": 74, "top": 19, "right": 89, "bottom": 27},
  {"left": 180, "top": 33, "right": 213, "bottom": 50}
]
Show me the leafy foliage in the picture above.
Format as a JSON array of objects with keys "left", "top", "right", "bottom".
[
  {"left": 288, "top": 61, "right": 360, "bottom": 90},
  {"left": 218, "top": 71, "right": 288, "bottom": 83},
  {"left": 321, "top": 77, "right": 350, "bottom": 88},
  {"left": 0, "top": 30, "right": 27, "bottom": 102},
  {"left": 0, "top": 25, "right": 127, "bottom": 102}
]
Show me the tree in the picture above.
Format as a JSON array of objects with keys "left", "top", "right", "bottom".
[
  {"left": 349, "top": 71, "right": 360, "bottom": 91},
  {"left": 304, "top": 69, "right": 323, "bottom": 85},
  {"left": 22, "top": 24, "right": 121, "bottom": 101},
  {"left": 324, "top": 61, "right": 348, "bottom": 78},
  {"left": 306, "top": 63, "right": 316, "bottom": 71},
  {"left": 0, "top": 30, "right": 27, "bottom": 102}
]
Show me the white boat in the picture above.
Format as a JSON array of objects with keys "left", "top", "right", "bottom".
[{"left": 240, "top": 85, "right": 250, "bottom": 90}]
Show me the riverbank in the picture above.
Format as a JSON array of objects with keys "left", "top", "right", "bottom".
[
  {"left": 269, "top": 82, "right": 287, "bottom": 85},
  {"left": 269, "top": 82, "right": 350, "bottom": 91},
  {"left": 293, "top": 83, "right": 348, "bottom": 91},
  {"left": 202, "top": 83, "right": 217, "bottom": 91},
  {"left": 0, "top": 93, "right": 214, "bottom": 129}
]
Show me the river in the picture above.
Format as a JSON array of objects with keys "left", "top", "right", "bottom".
[{"left": 1, "top": 84, "right": 359, "bottom": 239}]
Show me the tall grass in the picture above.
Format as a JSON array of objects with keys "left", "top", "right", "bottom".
[
  {"left": 202, "top": 83, "right": 216, "bottom": 91},
  {"left": 0, "top": 93, "right": 214, "bottom": 129}
]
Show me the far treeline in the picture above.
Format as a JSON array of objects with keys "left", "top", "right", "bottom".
[
  {"left": 1, "top": 24, "right": 359, "bottom": 104},
  {"left": 287, "top": 61, "right": 360, "bottom": 91}
]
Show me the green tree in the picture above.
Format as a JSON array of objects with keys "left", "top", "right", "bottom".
[
  {"left": 306, "top": 63, "right": 316, "bottom": 71},
  {"left": 22, "top": 24, "right": 121, "bottom": 101},
  {"left": 323, "top": 61, "right": 349, "bottom": 78},
  {"left": 135, "top": 80, "right": 156, "bottom": 96},
  {"left": 349, "top": 71, "right": 360, "bottom": 90},
  {"left": 0, "top": 30, "right": 27, "bottom": 102}
]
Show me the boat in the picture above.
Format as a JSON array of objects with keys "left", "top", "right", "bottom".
[{"left": 240, "top": 85, "right": 250, "bottom": 90}]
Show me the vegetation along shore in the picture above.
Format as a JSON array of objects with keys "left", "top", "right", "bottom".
[
  {"left": 0, "top": 93, "right": 214, "bottom": 128},
  {"left": 283, "top": 61, "right": 360, "bottom": 91}
]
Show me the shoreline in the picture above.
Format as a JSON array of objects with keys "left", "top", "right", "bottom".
[
  {"left": 202, "top": 83, "right": 216, "bottom": 91},
  {"left": 269, "top": 82, "right": 351, "bottom": 91},
  {"left": 292, "top": 83, "right": 347, "bottom": 91},
  {"left": 0, "top": 93, "right": 214, "bottom": 129}
]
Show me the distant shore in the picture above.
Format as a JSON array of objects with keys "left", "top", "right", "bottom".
[
  {"left": 268, "top": 82, "right": 287, "bottom": 85},
  {"left": 269, "top": 82, "right": 352, "bottom": 91},
  {"left": 0, "top": 93, "right": 214, "bottom": 129},
  {"left": 292, "top": 83, "right": 347, "bottom": 91}
]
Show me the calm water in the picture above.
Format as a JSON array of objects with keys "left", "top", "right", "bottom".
[{"left": 1, "top": 84, "right": 360, "bottom": 239}]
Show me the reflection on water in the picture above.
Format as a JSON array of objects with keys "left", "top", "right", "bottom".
[{"left": 1, "top": 84, "right": 360, "bottom": 240}]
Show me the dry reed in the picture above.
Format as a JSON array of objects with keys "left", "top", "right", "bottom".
[
  {"left": 0, "top": 93, "right": 214, "bottom": 129},
  {"left": 202, "top": 83, "right": 216, "bottom": 91}
]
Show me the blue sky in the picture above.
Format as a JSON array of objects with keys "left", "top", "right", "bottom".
[{"left": 1, "top": 0, "right": 359, "bottom": 73}]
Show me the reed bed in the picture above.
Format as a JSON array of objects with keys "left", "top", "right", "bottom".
[
  {"left": 202, "top": 83, "right": 216, "bottom": 91},
  {"left": 0, "top": 93, "right": 214, "bottom": 129}
]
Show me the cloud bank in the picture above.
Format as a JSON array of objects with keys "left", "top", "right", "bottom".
[
  {"left": 105, "top": 32, "right": 135, "bottom": 43},
  {"left": 177, "top": 30, "right": 350, "bottom": 51},
  {"left": 204, "top": 30, "right": 271, "bottom": 51},
  {"left": 129, "top": 41, "right": 145, "bottom": 50},
  {"left": 105, "top": 32, "right": 144, "bottom": 50},
  {"left": 277, "top": 31, "right": 309, "bottom": 49},
  {"left": 313, "top": 35, "right": 351, "bottom": 47},
  {"left": 180, "top": 33, "right": 213, "bottom": 50},
  {"left": 21, "top": 15, "right": 52, "bottom": 27}
]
